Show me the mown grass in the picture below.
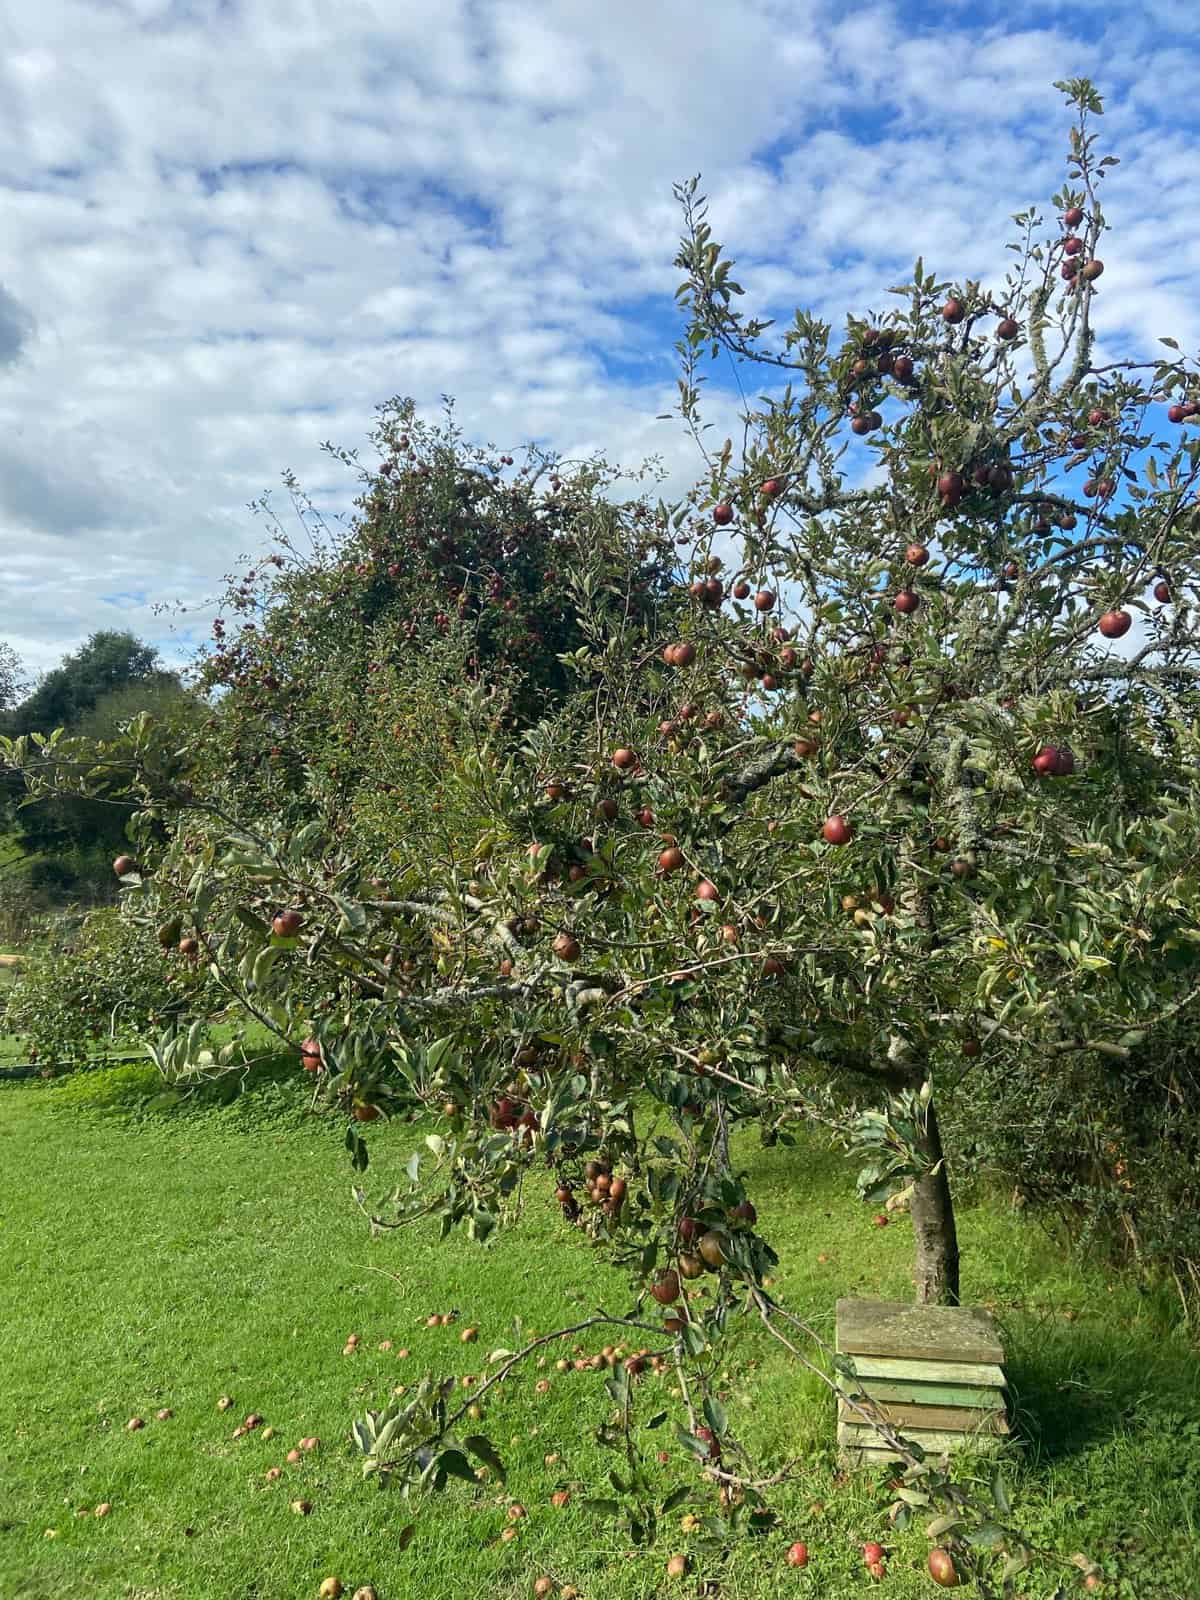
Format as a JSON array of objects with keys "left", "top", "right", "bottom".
[{"left": 1, "top": 1060, "right": 1197, "bottom": 1600}]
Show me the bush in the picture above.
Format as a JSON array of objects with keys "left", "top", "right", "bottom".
[
  {"left": 0, "top": 905, "right": 212, "bottom": 1069},
  {"left": 945, "top": 1021, "right": 1200, "bottom": 1321}
]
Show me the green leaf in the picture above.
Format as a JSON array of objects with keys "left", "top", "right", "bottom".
[
  {"left": 434, "top": 1448, "right": 477, "bottom": 1486},
  {"left": 702, "top": 1397, "right": 727, "bottom": 1437},
  {"left": 464, "top": 1434, "right": 506, "bottom": 1484}
]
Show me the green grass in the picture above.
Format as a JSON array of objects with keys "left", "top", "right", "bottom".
[{"left": 1, "top": 1066, "right": 1197, "bottom": 1600}]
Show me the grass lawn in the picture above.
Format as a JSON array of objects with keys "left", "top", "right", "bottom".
[{"left": 1, "top": 1063, "right": 1197, "bottom": 1600}]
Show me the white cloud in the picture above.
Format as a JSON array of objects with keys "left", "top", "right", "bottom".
[{"left": 0, "top": 0, "right": 1195, "bottom": 685}]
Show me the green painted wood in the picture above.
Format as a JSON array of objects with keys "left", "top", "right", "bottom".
[
  {"left": 837, "top": 1423, "right": 1005, "bottom": 1454},
  {"left": 848, "top": 1378, "right": 1005, "bottom": 1409},
  {"left": 845, "top": 1354, "right": 1007, "bottom": 1387},
  {"left": 839, "top": 1399, "right": 1010, "bottom": 1434},
  {"left": 836, "top": 1297, "right": 1004, "bottom": 1365}
]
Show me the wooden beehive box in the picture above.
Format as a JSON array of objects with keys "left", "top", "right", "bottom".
[{"left": 835, "top": 1297, "right": 1009, "bottom": 1467}]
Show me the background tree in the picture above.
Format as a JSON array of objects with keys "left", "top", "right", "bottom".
[
  {"left": 0, "top": 641, "right": 27, "bottom": 714},
  {"left": 7, "top": 79, "right": 1200, "bottom": 1592},
  {"left": 0, "top": 631, "right": 195, "bottom": 901}
]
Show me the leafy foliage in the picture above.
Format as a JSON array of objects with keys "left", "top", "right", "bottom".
[{"left": 4, "top": 81, "right": 1200, "bottom": 1594}]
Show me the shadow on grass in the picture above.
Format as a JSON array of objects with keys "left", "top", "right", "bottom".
[{"left": 1003, "top": 1306, "right": 1200, "bottom": 1465}]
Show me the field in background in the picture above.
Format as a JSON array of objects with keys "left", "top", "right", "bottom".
[{"left": 1, "top": 1065, "right": 1196, "bottom": 1600}]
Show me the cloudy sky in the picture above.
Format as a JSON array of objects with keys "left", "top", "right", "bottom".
[{"left": 2, "top": 0, "right": 1198, "bottom": 688}]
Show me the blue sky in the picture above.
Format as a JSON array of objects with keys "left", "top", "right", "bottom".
[{"left": 1, "top": 0, "right": 1198, "bottom": 683}]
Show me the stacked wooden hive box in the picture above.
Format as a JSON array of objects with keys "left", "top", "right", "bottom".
[{"left": 835, "top": 1297, "right": 1010, "bottom": 1467}]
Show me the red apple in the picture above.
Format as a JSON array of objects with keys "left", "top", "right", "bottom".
[
  {"left": 894, "top": 589, "right": 920, "bottom": 615},
  {"left": 905, "top": 543, "right": 929, "bottom": 566},
  {"left": 928, "top": 1548, "right": 961, "bottom": 1587},
  {"left": 695, "top": 880, "right": 719, "bottom": 902},
  {"left": 822, "top": 815, "right": 853, "bottom": 846},
  {"left": 863, "top": 1542, "right": 885, "bottom": 1565},
  {"left": 113, "top": 855, "right": 137, "bottom": 877},
  {"left": 996, "top": 318, "right": 1019, "bottom": 340},
  {"left": 1064, "top": 205, "right": 1084, "bottom": 227},
  {"left": 612, "top": 748, "right": 638, "bottom": 770},
  {"left": 1154, "top": 579, "right": 1170, "bottom": 603},
  {"left": 941, "top": 298, "right": 965, "bottom": 324},
  {"left": 1098, "top": 610, "right": 1131, "bottom": 639},
  {"left": 553, "top": 932, "right": 581, "bottom": 963},
  {"left": 754, "top": 589, "right": 777, "bottom": 612},
  {"left": 937, "top": 471, "right": 964, "bottom": 507},
  {"left": 272, "top": 910, "right": 302, "bottom": 937},
  {"left": 713, "top": 503, "right": 733, "bottom": 525},
  {"left": 786, "top": 1542, "right": 809, "bottom": 1568},
  {"left": 659, "top": 845, "right": 685, "bottom": 873}
]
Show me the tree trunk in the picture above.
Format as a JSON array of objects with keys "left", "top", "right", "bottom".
[{"left": 910, "top": 1098, "right": 960, "bottom": 1305}]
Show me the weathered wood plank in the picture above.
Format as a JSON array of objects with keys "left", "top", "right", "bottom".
[
  {"left": 837, "top": 1423, "right": 1006, "bottom": 1454},
  {"left": 844, "top": 1354, "right": 1007, "bottom": 1387},
  {"left": 847, "top": 1378, "right": 1006, "bottom": 1409},
  {"left": 839, "top": 1399, "right": 1009, "bottom": 1434},
  {"left": 836, "top": 1297, "right": 1004, "bottom": 1364}
]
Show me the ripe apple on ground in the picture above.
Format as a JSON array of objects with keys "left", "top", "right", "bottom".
[
  {"left": 928, "top": 1548, "right": 961, "bottom": 1587},
  {"left": 786, "top": 1541, "right": 809, "bottom": 1567}
]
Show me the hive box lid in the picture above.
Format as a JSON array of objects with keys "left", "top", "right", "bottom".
[{"left": 836, "top": 1298, "right": 1004, "bottom": 1366}]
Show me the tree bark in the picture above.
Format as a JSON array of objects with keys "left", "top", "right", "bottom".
[{"left": 909, "top": 1098, "right": 960, "bottom": 1305}]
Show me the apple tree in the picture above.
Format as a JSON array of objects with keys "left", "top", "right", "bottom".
[{"left": 6, "top": 79, "right": 1200, "bottom": 1593}]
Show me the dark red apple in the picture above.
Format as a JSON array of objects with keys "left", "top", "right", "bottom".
[
  {"left": 1063, "top": 236, "right": 1083, "bottom": 256},
  {"left": 1064, "top": 205, "right": 1084, "bottom": 227},
  {"left": 1098, "top": 610, "right": 1131, "bottom": 639},
  {"left": 937, "top": 471, "right": 964, "bottom": 507},
  {"left": 905, "top": 543, "right": 929, "bottom": 566},
  {"left": 822, "top": 815, "right": 853, "bottom": 846},
  {"left": 733, "top": 581, "right": 751, "bottom": 600},
  {"left": 996, "top": 318, "right": 1019, "bottom": 340},
  {"left": 650, "top": 1271, "right": 681, "bottom": 1305},
  {"left": 273, "top": 910, "right": 302, "bottom": 937},
  {"left": 754, "top": 589, "right": 777, "bottom": 612},
  {"left": 553, "top": 932, "right": 581, "bottom": 963},
  {"left": 894, "top": 589, "right": 920, "bottom": 615},
  {"left": 713, "top": 504, "right": 733, "bottom": 526},
  {"left": 612, "top": 748, "right": 638, "bottom": 770},
  {"left": 1154, "top": 579, "right": 1170, "bottom": 603},
  {"left": 941, "top": 298, "right": 965, "bottom": 324},
  {"left": 658, "top": 846, "right": 685, "bottom": 873},
  {"left": 113, "top": 855, "right": 137, "bottom": 877}
]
